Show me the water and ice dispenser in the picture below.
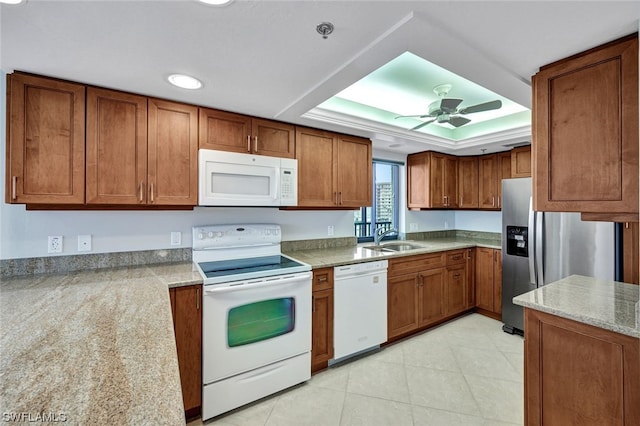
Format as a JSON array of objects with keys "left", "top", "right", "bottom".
[{"left": 506, "top": 226, "right": 528, "bottom": 257}]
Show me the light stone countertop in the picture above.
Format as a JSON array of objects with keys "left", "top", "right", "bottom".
[
  {"left": 0, "top": 263, "right": 201, "bottom": 426},
  {"left": 283, "top": 237, "right": 501, "bottom": 269},
  {"left": 513, "top": 275, "right": 640, "bottom": 338}
]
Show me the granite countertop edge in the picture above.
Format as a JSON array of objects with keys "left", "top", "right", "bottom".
[{"left": 513, "top": 275, "right": 640, "bottom": 339}]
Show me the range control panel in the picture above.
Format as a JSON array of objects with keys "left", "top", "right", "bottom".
[
  {"left": 192, "top": 224, "right": 281, "bottom": 250},
  {"left": 506, "top": 226, "right": 528, "bottom": 257}
]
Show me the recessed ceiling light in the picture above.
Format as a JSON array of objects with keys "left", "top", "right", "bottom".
[
  {"left": 167, "top": 74, "right": 203, "bottom": 90},
  {"left": 198, "top": 0, "right": 234, "bottom": 6}
]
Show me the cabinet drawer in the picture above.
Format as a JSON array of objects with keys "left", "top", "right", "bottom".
[
  {"left": 446, "top": 250, "right": 466, "bottom": 266},
  {"left": 312, "top": 268, "right": 334, "bottom": 292},
  {"left": 389, "top": 253, "right": 445, "bottom": 276}
]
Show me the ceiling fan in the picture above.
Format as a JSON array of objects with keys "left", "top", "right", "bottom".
[{"left": 395, "top": 84, "right": 502, "bottom": 130}]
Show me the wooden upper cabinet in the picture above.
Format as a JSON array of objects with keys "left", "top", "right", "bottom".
[
  {"left": 86, "top": 88, "right": 148, "bottom": 204},
  {"left": 478, "top": 154, "right": 499, "bottom": 209},
  {"left": 336, "top": 135, "right": 372, "bottom": 207},
  {"left": 198, "top": 108, "right": 252, "bottom": 153},
  {"left": 497, "top": 151, "right": 512, "bottom": 209},
  {"left": 199, "top": 108, "right": 295, "bottom": 158},
  {"left": 458, "top": 156, "right": 479, "bottom": 208},
  {"left": 295, "top": 126, "right": 372, "bottom": 208},
  {"left": 510, "top": 145, "right": 531, "bottom": 178},
  {"left": 6, "top": 73, "right": 85, "bottom": 204},
  {"left": 148, "top": 99, "right": 198, "bottom": 205},
  {"left": 251, "top": 118, "right": 295, "bottom": 158},
  {"left": 407, "top": 151, "right": 457, "bottom": 209},
  {"left": 532, "top": 35, "right": 638, "bottom": 214}
]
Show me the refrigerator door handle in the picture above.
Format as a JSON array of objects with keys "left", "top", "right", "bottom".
[
  {"left": 528, "top": 197, "right": 537, "bottom": 286},
  {"left": 535, "top": 211, "right": 545, "bottom": 286}
]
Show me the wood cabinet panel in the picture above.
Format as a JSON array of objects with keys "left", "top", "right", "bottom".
[
  {"left": 388, "top": 273, "right": 420, "bottom": 339},
  {"left": 524, "top": 309, "right": 640, "bottom": 425},
  {"left": 510, "top": 145, "right": 531, "bottom": 178},
  {"left": 296, "top": 127, "right": 336, "bottom": 207},
  {"left": 86, "top": 88, "right": 148, "bottom": 204},
  {"left": 198, "top": 108, "right": 252, "bottom": 153},
  {"left": 388, "top": 253, "right": 445, "bottom": 276},
  {"left": 497, "top": 152, "right": 512, "bottom": 209},
  {"left": 311, "top": 288, "right": 333, "bottom": 373},
  {"left": 295, "top": 126, "right": 372, "bottom": 208},
  {"left": 418, "top": 268, "right": 445, "bottom": 326},
  {"left": 311, "top": 268, "right": 334, "bottom": 373},
  {"left": 336, "top": 135, "right": 372, "bottom": 207},
  {"left": 148, "top": 99, "right": 198, "bottom": 205},
  {"left": 407, "top": 152, "right": 430, "bottom": 208},
  {"left": 478, "top": 154, "right": 499, "bottom": 209},
  {"left": 458, "top": 156, "right": 479, "bottom": 208},
  {"left": 251, "top": 118, "right": 295, "bottom": 158},
  {"left": 446, "top": 264, "right": 467, "bottom": 315},
  {"left": 171, "top": 285, "right": 202, "bottom": 417},
  {"left": 533, "top": 35, "right": 638, "bottom": 214},
  {"left": 475, "top": 247, "right": 502, "bottom": 317},
  {"left": 6, "top": 73, "right": 85, "bottom": 204},
  {"left": 407, "top": 151, "right": 457, "bottom": 209},
  {"left": 465, "top": 248, "right": 476, "bottom": 309}
]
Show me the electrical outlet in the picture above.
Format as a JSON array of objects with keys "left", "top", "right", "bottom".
[
  {"left": 171, "top": 231, "right": 181, "bottom": 246},
  {"left": 327, "top": 225, "right": 334, "bottom": 236},
  {"left": 48, "top": 236, "right": 63, "bottom": 253},
  {"left": 78, "top": 235, "right": 92, "bottom": 252}
]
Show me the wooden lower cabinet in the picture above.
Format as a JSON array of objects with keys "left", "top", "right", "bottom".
[
  {"left": 475, "top": 247, "right": 502, "bottom": 319},
  {"left": 465, "top": 248, "right": 476, "bottom": 309},
  {"left": 169, "top": 285, "right": 202, "bottom": 419},
  {"left": 622, "top": 222, "right": 639, "bottom": 284},
  {"left": 524, "top": 308, "right": 640, "bottom": 425},
  {"left": 388, "top": 250, "right": 473, "bottom": 341},
  {"left": 311, "top": 268, "right": 334, "bottom": 373}
]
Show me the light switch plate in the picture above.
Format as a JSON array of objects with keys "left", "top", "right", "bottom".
[{"left": 171, "top": 231, "right": 181, "bottom": 246}]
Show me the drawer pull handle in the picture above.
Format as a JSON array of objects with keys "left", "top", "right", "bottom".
[
  {"left": 247, "top": 135, "right": 251, "bottom": 152},
  {"left": 254, "top": 136, "right": 258, "bottom": 153},
  {"left": 139, "top": 181, "right": 144, "bottom": 202},
  {"left": 11, "top": 176, "right": 17, "bottom": 200}
]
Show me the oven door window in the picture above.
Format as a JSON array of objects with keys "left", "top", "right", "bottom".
[{"left": 227, "top": 298, "right": 295, "bottom": 347}]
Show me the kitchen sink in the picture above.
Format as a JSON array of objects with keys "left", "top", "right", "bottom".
[{"left": 363, "top": 241, "right": 425, "bottom": 253}]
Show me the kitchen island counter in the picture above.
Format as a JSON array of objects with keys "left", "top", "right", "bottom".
[
  {"left": 513, "top": 274, "right": 639, "bottom": 338},
  {"left": 0, "top": 263, "right": 199, "bottom": 426}
]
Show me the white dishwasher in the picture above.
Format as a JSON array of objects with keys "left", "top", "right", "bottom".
[{"left": 333, "top": 260, "right": 388, "bottom": 361}]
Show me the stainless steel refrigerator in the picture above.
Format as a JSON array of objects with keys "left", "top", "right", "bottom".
[{"left": 501, "top": 177, "right": 617, "bottom": 334}]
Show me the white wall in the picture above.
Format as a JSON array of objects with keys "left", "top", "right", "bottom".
[{"left": 454, "top": 210, "right": 502, "bottom": 233}]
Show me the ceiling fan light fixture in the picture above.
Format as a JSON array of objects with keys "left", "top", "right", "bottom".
[
  {"left": 167, "top": 74, "right": 203, "bottom": 90},
  {"left": 198, "top": 0, "right": 234, "bottom": 6},
  {"left": 0, "top": 0, "right": 25, "bottom": 4}
]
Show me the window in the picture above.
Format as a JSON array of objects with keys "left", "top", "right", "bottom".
[{"left": 354, "top": 160, "right": 400, "bottom": 243}]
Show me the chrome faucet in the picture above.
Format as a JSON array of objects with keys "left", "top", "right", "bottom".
[{"left": 374, "top": 227, "right": 398, "bottom": 246}]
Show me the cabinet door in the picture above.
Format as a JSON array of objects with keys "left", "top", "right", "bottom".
[
  {"left": 446, "top": 264, "right": 467, "bottom": 315},
  {"left": 510, "top": 146, "right": 531, "bottom": 178},
  {"left": 418, "top": 268, "right": 445, "bottom": 327},
  {"left": 458, "top": 156, "right": 479, "bottom": 208},
  {"left": 465, "top": 249, "right": 476, "bottom": 309},
  {"left": 295, "top": 127, "right": 337, "bottom": 207},
  {"left": 337, "top": 135, "right": 372, "bottom": 207},
  {"left": 251, "top": 118, "right": 295, "bottom": 158},
  {"left": 6, "top": 73, "right": 85, "bottom": 204},
  {"left": 86, "top": 88, "right": 147, "bottom": 204},
  {"left": 444, "top": 155, "right": 459, "bottom": 208},
  {"left": 622, "top": 222, "right": 639, "bottom": 285},
  {"left": 478, "top": 154, "right": 498, "bottom": 209},
  {"left": 407, "top": 152, "right": 430, "bottom": 208},
  {"left": 173, "top": 285, "right": 202, "bottom": 415},
  {"left": 388, "top": 273, "right": 419, "bottom": 339},
  {"left": 533, "top": 36, "right": 638, "bottom": 214},
  {"left": 429, "top": 153, "right": 447, "bottom": 208},
  {"left": 494, "top": 249, "right": 502, "bottom": 316},
  {"left": 198, "top": 108, "right": 252, "bottom": 153},
  {"left": 311, "top": 288, "right": 334, "bottom": 373},
  {"left": 497, "top": 152, "right": 512, "bottom": 209},
  {"left": 148, "top": 99, "right": 198, "bottom": 205},
  {"left": 475, "top": 247, "right": 495, "bottom": 311}
]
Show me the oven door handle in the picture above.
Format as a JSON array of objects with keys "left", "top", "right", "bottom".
[{"left": 204, "top": 272, "right": 312, "bottom": 294}]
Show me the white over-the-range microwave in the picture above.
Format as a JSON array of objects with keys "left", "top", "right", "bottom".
[{"left": 198, "top": 149, "right": 298, "bottom": 207}]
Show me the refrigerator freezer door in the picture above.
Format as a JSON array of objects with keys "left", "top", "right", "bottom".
[{"left": 502, "top": 178, "right": 536, "bottom": 332}]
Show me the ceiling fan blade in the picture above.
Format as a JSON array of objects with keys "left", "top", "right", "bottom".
[
  {"left": 458, "top": 100, "right": 502, "bottom": 114},
  {"left": 448, "top": 116, "right": 471, "bottom": 127},
  {"left": 411, "top": 119, "right": 436, "bottom": 130},
  {"left": 395, "top": 114, "right": 428, "bottom": 119},
  {"left": 440, "top": 98, "right": 463, "bottom": 112}
]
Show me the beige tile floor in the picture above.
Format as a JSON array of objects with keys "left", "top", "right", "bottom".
[{"left": 188, "top": 313, "right": 524, "bottom": 426}]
